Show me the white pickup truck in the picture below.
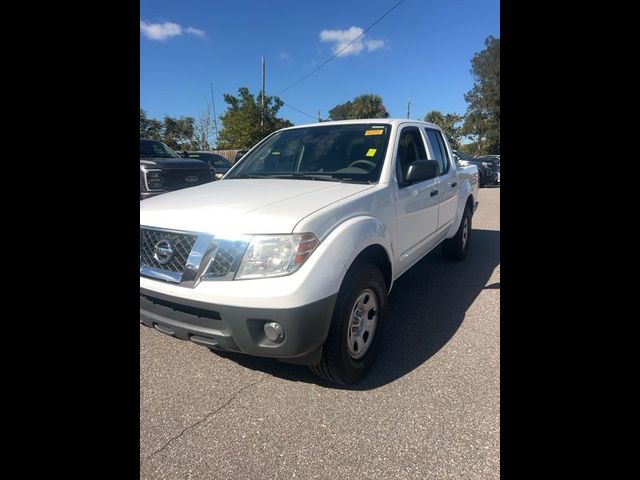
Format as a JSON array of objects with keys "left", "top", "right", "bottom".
[{"left": 140, "top": 119, "right": 479, "bottom": 385}]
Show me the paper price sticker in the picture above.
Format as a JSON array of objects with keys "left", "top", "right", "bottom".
[
  {"left": 364, "top": 129, "right": 384, "bottom": 136},
  {"left": 366, "top": 148, "right": 377, "bottom": 157}
]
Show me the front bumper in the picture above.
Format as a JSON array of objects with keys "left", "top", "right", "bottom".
[
  {"left": 140, "top": 288, "right": 337, "bottom": 365},
  {"left": 140, "top": 191, "right": 164, "bottom": 200}
]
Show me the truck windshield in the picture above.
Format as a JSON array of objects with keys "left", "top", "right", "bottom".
[
  {"left": 226, "top": 124, "right": 391, "bottom": 183},
  {"left": 140, "top": 139, "right": 181, "bottom": 159}
]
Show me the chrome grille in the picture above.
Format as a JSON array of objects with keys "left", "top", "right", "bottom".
[
  {"left": 207, "top": 241, "right": 247, "bottom": 278},
  {"left": 140, "top": 228, "right": 197, "bottom": 273}
]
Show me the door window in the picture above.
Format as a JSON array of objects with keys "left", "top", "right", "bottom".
[
  {"left": 396, "top": 127, "right": 428, "bottom": 185},
  {"left": 424, "top": 128, "right": 450, "bottom": 176}
]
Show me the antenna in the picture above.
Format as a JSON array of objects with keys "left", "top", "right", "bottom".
[
  {"left": 210, "top": 82, "right": 218, "bottom": 143},
  {"left": 261, "top": 56, "right": 266, "bottom": 131},
  {"left": 407, "top": 98, "right": 411, "bottom": 119}
]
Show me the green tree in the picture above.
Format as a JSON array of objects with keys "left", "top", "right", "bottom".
[
  {"left": 461, "top": 110, "right": 488, "bottom": 155},
  {"left": 462, "top": 36, "right": 500, "bottom": 154},
  {"left": 216, "top": 87, "right": 293, "bottom": 149},
  {"left": 328, "top": 94, "right": 389, "bottom": 120},
  {"left": 140, "top": 108, "right": 148, "bottom": 135},
  {"left": 162, "top": 116, "right": 196, "bottom": 150},
  {"left": 140, "top": 108, "right": 163, "bottom": 140},
  {"left": 140, "top": 108, "right": 194, "bottom": 148},
  {"left": 459, "top": 142, "right": 479, "bottom": 156},
  {"left": 424, "top": 110, "right": 464, "bottom": 150},
  {"left": 328, "top": 101, "right": 353, "bottom": 120}
]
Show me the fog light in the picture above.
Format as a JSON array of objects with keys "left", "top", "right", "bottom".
[{"left": 263, "top": 322, "right": 284, "bottom": 343}]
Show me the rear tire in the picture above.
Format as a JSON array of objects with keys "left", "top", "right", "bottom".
[
  {"left": 310, "top": 262, "right": 387, "bottom": 385},
  {"left": 442, "top": 205, "right": 472, "bottom": 260}
]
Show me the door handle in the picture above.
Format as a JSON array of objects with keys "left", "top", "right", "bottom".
[
  {"left": 430, "top": 190, "right": 439, "bottom": 197},
  {"left": 451, "top": 182, "right": 457, "bottom": 188}
]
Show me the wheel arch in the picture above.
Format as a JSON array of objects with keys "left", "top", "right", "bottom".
[
  {"left": 319, "top": 215, "right": 396, "bottom": 293},
  {"left": 350, "top": 244, "right": 393, "bottom": 293}
]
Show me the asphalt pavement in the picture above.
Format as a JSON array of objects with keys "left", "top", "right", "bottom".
[{"left": 140, "top": 187, "right": 500, "bottom": 480}]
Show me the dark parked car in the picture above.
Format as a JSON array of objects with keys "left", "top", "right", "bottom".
[
  {"left": 475, "top": 155, "right": 500, "bottom": 184},
  {"left": 140, "top": 139, "right": 215, "bottom": 200},
  {"left": 181, "top": 151, "right": 234, "bottom": 179},
  {"left": 452, "top": 150, "right": 499, "bottom": 187},
  {"left": 477, "top": 154, "right": 500, "bottom": 163}
]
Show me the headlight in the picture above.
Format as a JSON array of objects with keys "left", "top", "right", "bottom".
[
  {"left": 235, "top": 233, "right": 319, "bottom": 279},
  {"left": 482, "top": 162, "right": 492, "bottom": 168},
  {"left": 144, "top": 169, "right": 164, "bottom": 191},
  {"left": 458, "top": 160, "right": 469, "bottom": 167}
]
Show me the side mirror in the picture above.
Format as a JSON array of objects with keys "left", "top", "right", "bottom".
[{"left": 404, "top": 159, "right": 440, "bottom": 184}]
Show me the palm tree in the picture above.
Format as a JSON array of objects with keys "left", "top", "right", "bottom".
[{"left": 350, "top": 94, "right": 390, "bottom": 119}]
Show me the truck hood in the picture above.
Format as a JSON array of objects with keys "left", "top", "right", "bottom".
[
  {"left": 140, "top": 179, "right": 374, "bottom": 235},
  {"left": 140, "top": 157, "right": 209, "bottom": 170}
]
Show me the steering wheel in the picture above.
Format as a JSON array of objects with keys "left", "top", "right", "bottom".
[{"left": 347, "top": 159, "right": 377, "bottom": 171}]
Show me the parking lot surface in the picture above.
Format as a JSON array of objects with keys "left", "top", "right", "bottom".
[{"left": 141, "top": 187, "right": 500, "bottom": 480}]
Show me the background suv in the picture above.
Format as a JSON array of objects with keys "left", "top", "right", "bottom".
[
  {"left": 452, "top": 150, "right": 499, "bottom": 187},
  {"left": 140, "top": 139, "right": 215, "bottom": 200}
]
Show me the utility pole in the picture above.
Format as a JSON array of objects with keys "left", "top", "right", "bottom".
[
  {"left": 261, "top": 56, "right": 266, "bottom": 131},
  {"left": 407, "top": 98, "right": 411, "bottom": 119},
  {"left": 210, "top": 82, "right": 218, "bottom": 145}
]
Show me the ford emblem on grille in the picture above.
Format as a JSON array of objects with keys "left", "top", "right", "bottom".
[
  {"left": 153, "top": 239, "right": 174, "bottom": 265},
  {"left": 185, "top": 175, "right": 198, "bottom": 182}
]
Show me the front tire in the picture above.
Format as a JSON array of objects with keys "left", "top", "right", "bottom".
[
  {"left": 310, "top": 262, "right": 387, "bottom": 385},
  {"left": 442, "top": 205, "right": 472, "bottom": 260}
]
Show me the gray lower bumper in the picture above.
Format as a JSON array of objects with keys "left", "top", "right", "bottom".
[{"left": 140, "top": 288, "right": 337, "bottom": 365}]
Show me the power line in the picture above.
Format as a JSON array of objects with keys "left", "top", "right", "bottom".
[
  {"left": 274, "top": 0, "right": 407, "bottom": 95},
  {"left": 280, "top": 100, "right": 317, "bottom": 120}
]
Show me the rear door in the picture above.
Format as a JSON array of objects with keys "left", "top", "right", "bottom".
[
  {"left": 393, "top": 125, "right": 440, "bottom": 274},
  {"left": 424, "top": 128, "right": 457, "bottom": 230}
]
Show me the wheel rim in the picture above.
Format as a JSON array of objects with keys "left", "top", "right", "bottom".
[
  {"left": 347, "top": 288, "right": 378, "bottom": 359},
  {"left": 462, "top": 216, "right": 469, "bottom": 249}
]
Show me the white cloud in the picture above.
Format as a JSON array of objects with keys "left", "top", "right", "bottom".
[
  {"left": 364, "top": 38, "right": 384, "bottom": 52},
  {"left": 140, "top": 20, "right": 206, "bottom": 41},
  {"left": 279, "top": 51, "right": 291, "bottom": 60},
  {"left": 185, "top": 26, "right": 206, "bottom": 38},
  {"left": 319, "top": 26, "right": 385, "bottom": 57}
]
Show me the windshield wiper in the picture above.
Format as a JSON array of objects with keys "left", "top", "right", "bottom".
[
  {"left": 266, "top": 173, "right": 342, "bottom": 182},
  {"left": 227, "top": 174, "right": 271, "bottom": 179}
]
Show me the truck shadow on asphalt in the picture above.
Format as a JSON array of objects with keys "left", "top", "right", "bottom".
[{"left": 211, "top": 228, "right": 500, "bottom": 390}]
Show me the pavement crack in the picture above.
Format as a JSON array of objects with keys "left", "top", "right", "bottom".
[{"left": 147, "top": 374, "right": 269, "bottom": 459}]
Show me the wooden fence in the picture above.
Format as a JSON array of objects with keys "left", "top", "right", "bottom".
[{"left": 210, "top": 150, "right": 243, "bottom": 163}]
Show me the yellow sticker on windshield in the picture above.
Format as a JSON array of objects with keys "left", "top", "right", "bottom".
[
  {"left": 366, "top": 148, "right": 377, "bottom": 157},
  {"left": 365, "top": 129, "right": 384, "bottom": 136}
]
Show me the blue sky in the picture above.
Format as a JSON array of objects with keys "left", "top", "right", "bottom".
[{"left": 140, "top": 0, "right": 499, "bottom": 127}]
